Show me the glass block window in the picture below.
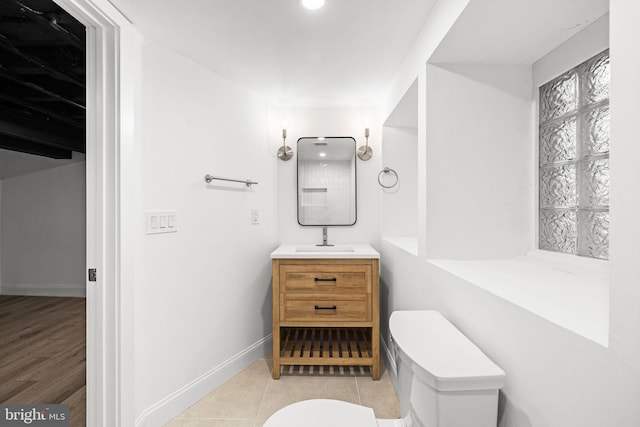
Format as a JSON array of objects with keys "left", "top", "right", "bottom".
[{"left": 539, "top": 49, "right": 609, "bottom": 260}]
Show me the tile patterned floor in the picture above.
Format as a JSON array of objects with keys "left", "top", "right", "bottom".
[{"left": 166, "top": 356, "right": 400, "bottom": 426}]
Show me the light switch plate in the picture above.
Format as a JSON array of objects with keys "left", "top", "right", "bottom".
[{"left": 146, "top": 211, "right": 178, "bottom": 234}]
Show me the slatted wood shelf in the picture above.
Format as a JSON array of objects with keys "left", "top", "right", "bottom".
[{"left": 279, "top": 327, "right": 373, "bottom": 366}]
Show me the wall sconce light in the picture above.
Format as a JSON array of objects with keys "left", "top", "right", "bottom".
[
  {"left": 277, "top": 128, "right": 293, "bottom": 161},
  {"left": 357, "top": 128, "right": 372, "bottom": 161}
]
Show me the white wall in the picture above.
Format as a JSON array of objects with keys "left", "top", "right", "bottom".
[
  {"left": 275, "top": 106, "right": 381, "bottom": 247},
  {"left": 609, "top": 0, "right": 640, "bottom": 378},
  {"left": 0, "top": 148, "right": 85, "bottom": 180},
  {"left": 380, "top": 126, "right": 418, "bottom": 240},
  {"left": 380, "top": 4, "right": 640, "bottom": 427},
  {"left": 425, "top": 64, "right": 532, "bottom": 259},
  {"left": 532, "top": 14, "right": 609, "bottom": 88},
  {"left": 381, "top": 0, "right": 471, "bottom": 259},
  {"left": 134, "top": 40, "right": 278, "bottom": 424},
  {"left": 0, "top": 162, "right": 86, "bottom": 296},
  {"left": 383, "top": 0, "right": 470, "bottom": 122}
]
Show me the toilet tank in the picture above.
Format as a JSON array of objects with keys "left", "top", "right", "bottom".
[{"left": 389, "top": 311, "right": 506, "bottom": 427}]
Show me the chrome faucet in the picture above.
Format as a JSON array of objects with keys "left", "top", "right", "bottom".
[{"left": 317, "top": 226, "right": 333, "bottom": 247}]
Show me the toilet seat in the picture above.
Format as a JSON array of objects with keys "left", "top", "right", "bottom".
[{"left": 263, "top": 399, "right": 379, "bottom": 427}]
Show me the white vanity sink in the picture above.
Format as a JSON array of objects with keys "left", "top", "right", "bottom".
[
  {"left": 296, "top": 246, "right": 355, "bottom": 253},
  {"left": 271, "top": 244, "right": 379, "bottom": 259}
]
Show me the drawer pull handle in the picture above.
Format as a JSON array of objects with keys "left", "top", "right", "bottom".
[
  {"left": 314, "top": 305, "right": 337, "bottom": 311},
  {"left": 314, "top": 277, "right": 337, "bottom": 282}
]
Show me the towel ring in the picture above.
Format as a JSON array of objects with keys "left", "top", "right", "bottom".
[{"left": 378, "top": 167, "right": 399, "bottom": 189}]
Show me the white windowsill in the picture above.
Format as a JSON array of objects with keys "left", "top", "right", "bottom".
[{"left": 428, "top": 252, "right": 609, "bottom": 347}]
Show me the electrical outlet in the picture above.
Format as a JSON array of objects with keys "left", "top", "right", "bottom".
[{"left": 251, "top": 208, "right": 260, "bottom": 225}]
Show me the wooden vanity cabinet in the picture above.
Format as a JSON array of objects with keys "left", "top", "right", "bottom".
[{"left": 272, "top": 258, "right": 380, "bottom": 380}]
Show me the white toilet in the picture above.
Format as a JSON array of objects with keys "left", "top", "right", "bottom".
[{"left": 264, "top": 310, "right": 506, "bottom": 427}]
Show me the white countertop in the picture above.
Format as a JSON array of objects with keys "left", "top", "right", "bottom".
[{"left": 271, "top": 243, "right": 380, "bottom": 259}]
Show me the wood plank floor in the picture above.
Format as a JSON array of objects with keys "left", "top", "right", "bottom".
[{"left": 0, "top": 295, "right": 86, "bottom": 426}]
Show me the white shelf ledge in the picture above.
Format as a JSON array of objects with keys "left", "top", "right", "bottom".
[
  {"left": 428, "top": 255, "right": 609, "bottom": 347},
  {"left": 382, "top": 237, "right": 418, "bottom": 256}
]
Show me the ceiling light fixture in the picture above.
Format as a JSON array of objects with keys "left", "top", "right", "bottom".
[{"left": 300, "top": 0, "right": 325, "bottom": 10}]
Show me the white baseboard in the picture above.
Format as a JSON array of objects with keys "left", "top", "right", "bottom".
[
  {"left": 1, "top": 283, "right": 86, "bottom": 298},
  {"left": 135, "top": 334, "right": 273, "bottom": 426}
]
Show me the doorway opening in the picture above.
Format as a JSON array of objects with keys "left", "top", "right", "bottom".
[
  {"left": 1, "top": 0, "right": 125, "bottom": 424},
  {"left": 0, "top": 0, "right": 87, "bottom": 423}
]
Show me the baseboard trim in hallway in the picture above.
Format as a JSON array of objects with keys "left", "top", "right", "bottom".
[
  {"left": 1, "top": 284, "right": 86, "bottom": 298},
  {"left": 135, "top": 334, "right": 273, "bottom": 426}
]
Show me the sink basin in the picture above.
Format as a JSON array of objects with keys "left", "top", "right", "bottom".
[
  {"left": 271, "top": 244, "right": 379, "bottom": 259},
  {"left": 295, "top": 246, "right": 355, "bottom": 253}
]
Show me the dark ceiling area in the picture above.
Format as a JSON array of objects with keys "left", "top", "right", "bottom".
[{"left": 0, "top": 0, "right": 85, "bottom": 160}]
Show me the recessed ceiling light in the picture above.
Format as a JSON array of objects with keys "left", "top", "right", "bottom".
[{"left": 300, "top": 0, "right": 325, "bottom": 10}]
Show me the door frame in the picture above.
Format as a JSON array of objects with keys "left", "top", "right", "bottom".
[{"left": 51, "top": 0, "right": 133, "bottom": 425}]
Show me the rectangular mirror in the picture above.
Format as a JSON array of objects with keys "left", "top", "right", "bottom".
[{"left": 297, "top": 137, "right": 357, "bottom": 226}]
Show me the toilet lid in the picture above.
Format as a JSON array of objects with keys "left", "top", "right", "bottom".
[
  {"left": 390, "top": 310, "right": 506, "bottom": 391},
  {"left": 263, "top": 399, "right": 378, "bottom": 427}
]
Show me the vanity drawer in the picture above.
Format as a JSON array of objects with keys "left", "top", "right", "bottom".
[
  {"left": 280, "top": 265, "right": 371, "bottom": 293},
  {"left": 280, "top": 294, "right": 371, "bottom": 322}
]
